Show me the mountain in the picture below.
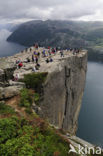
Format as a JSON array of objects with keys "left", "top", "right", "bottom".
[
  {"left": 7, "top": 20, "right": 103, "bottom": 62},
  {"left": 7, "top": 20, "right": 88, "bottom": 48}
]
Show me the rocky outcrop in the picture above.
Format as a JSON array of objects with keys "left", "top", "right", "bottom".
[
  {"left": 0, "top": 59, "right": 16, "bottom": 87},
  {"left": 39, "top": 51, "right": 87, "bottom": 134},
  {"left": 0, "top": 86, "right": 23, "bottom": 100},
  {"left": 0, "top": 60, "right": 24, "bottom": 100}
]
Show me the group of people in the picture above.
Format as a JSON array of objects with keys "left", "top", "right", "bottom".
[
  {"left": 13, "top": 43, "right": 81, "bottom": 81},
  {"left": 42, "top": 47, "right": 58, "bottom": 57}
]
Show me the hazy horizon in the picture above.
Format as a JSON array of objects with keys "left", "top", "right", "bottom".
[{"left": 2, "top": 19, "right": 103, "bottom": 26}]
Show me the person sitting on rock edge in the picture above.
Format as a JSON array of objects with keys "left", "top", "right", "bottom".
[
  {"left": 26, "top": 57, "right": 30, "bottom": 63},
  {"left": 49, "top": 57, "right": 53, "bottom": 62},
  {"left": 46, "top": 58, "right": 49, "bottom": 63},
  {"left": 35, "top": 64, "right": 40, "bottom": 70},
  {"left": 32, "top": 66, "right": 36, "bottom": 72}
]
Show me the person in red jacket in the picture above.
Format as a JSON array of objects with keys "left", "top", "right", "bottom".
[{"left": 18, "top": 62, "right": 23, "bottom": 69}]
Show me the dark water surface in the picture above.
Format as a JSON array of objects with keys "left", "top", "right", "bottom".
[
  {"left": 77, "top": 62, "right": 103, "bottom": 147},
  {"left": 0, "top": 29, "right": 25, "bottom": 57}
]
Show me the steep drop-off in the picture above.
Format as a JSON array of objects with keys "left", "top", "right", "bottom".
[{"left": 38, "top": 51, "right": 87, "bottom": 134}]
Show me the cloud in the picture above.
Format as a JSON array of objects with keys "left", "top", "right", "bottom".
[{"left": 0, "top": 0, "right": 103, "bottom": 23}]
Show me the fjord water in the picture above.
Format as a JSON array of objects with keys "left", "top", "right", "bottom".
[
  {"left": 0, "top": 29, "right": 25, "bottom": 57},
  {"left": 77, "top": 62, "right": 103, "bottom": 147}
]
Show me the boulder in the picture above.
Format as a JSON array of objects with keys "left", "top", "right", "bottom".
[
  {"left": 0, "top": 59, "right": 16, "bottom": 86},
  {"left": 0, "top": 86, "right": 23, "bottom": 100},
  {"left": 9, "top": 80, "right": 25, "bottom": 87}
]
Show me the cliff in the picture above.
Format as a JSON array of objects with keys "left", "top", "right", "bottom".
[
  {"left": 0, "top": 47, "right": 87, "bottom": 134},
  {"left": 39, "top": 51, "right": 87, "bottom": 134}
]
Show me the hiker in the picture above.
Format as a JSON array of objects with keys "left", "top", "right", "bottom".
[
  {"left": 56, "top": 47, "right": 58, "bottom": 52},
  {"left": 26, "top": 57, "right": 30, "bottom": 62},
  {"left": 35, "top": 43, "right": 38, "bottom": 49},
  {"left": 49, "top": 57, "right": 53, "bottom": 62},
  {"left": 18, "top": 62, "right": 23, "bottom": 69},
  {"left": 35, "top": 64, "right": 40, "bottom": 70},
  {"left": 46, "top": 58, "right": 49, "bottom": 63},
  {"left": 16, "top": 60, "right": 20, "bottom": 64},
  {"left": 48, "top": 49, "right": 51, "bottom": 56},
  {"left": 60, "top": 50, "right": 64, "bottom": 57},
  {"left": 36, "top": 63, "right": 40, "bottom": 67},
  {"left": 32, "top": 54, "right": 34, "bottom": 62},
  {"left": 52, "top": 48, "right": 55, "bottom": 54},
  {"left": 37, "top": 52, "right": 40, "bottom": 58},
  {"left": 35, "top": 56, "right": 38, "bottom": 64},
  {"left": 32, "top": 66, "right": 36, "bottom": 72},
  {"left": 42, "top": 50, "right": 46, "bottom": 57},
  {"left": 30, "top": 48, "right": 32, "bottom": 52},
  {"left": 14, "top": 74, "right": 19, "bottom": 81},
  {"left": 48, "top": 46, "right": 50, "bottom": 50},
  {"left": 34, "top": 51, "right": 37, "bottom": 55},
  {"left": 76, "top": 49, "right": 80, "bottom": 54},
  {"left": 73, "top": 48, "right": 77, "bottom": 55},
  {"left": 72, "top": 48, "right": 75, "bottom": 54}
]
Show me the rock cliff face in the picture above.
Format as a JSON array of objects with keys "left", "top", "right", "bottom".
[
  {"left": 0, "top": 47, "right": 87, "bottom": 134},
  {"left": 39, "top": 52, "right": 87, "bottom": 134},
  {"left": 0, "top": 59, "right": 16, "bottom": 87}
]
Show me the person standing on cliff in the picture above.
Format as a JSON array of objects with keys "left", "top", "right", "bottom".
[
  {"left": 35, "top": 43, "right": 39, "bottom": 50},
  {"left": 35, "top": 55, "right": 38, "bottom": 64},
  {"left": 32, "top": 54, "right": 34, "bottom": 62},
  {"left": 60, "top": 50, "right": 64, "bottom": 57},
  {"left": 37, "top": 51, "right": 40, "bottom": 58},
  {"left": 30, "top": 47, "right": 32, "bottom": 52},
  {"left": 42, "top": 49, "right": 46, "bottom": 57}
]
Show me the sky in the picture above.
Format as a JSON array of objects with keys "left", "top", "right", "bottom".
[{"left": 1, "top": 0, "right": 103, "bottom": 23}]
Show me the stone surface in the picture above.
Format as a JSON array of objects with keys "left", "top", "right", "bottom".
[
  {"left": 0, "top": 86, "right": 23, "bottom": 100},
  {"left": 9, "top": 80, "right": 25, "bottom": 87},
  {"left": 0, "top": 58, "right": 16, "bottom": 86},
  {"left": 39, "top": 51, "right": 87, "bottom": 134}
]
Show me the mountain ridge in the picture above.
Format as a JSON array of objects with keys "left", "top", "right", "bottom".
[{"left": 7, "top": 20, "right": 103, "bottom": 62}]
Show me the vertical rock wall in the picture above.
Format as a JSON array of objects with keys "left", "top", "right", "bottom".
[{"left": 39, "top": 52, "right": 87, "bottom": 134}]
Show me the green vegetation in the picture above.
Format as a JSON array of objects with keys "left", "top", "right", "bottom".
[
  {"left": 25, "top": 107, "right": 32, "bottom": 114},
  {"left": 20, "top": 72, "right": 48, "bottom": 93},
  {"left": 19, "top": 88, "right": 33, "bottom": 108},
  {"left": 0, "top": 102, "right": 15, "bottom": 115},
  {"left": 34, "top": 93, "right": 40, "bottom": 105},
  {"left": 19, "top": 72, "right": 48, "bottom": 108},
  {"left": 0, "top": 118, "right": 69, "bottom": 156},
  {"left": 19, "top": 88, "right": 41, "bottom": 114},
  {"left": 0, "top": 103, "right": 70, "bottom": 156}
]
